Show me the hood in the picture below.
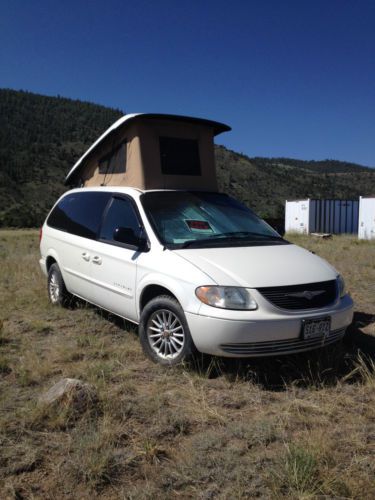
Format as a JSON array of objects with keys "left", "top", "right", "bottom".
[{"left": 174, "top": 244, "right": 338, "bottom": 288}]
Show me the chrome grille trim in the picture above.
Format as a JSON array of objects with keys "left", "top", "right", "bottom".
[
  {"left": 220, "top": 328, "right": 346, "bottom": 356},
  {"left": 257, "top": 280, "right": 337, "bottom": 310}
]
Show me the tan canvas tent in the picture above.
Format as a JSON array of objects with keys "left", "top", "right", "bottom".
[{"left": 65, "top": 113, "right": 231, "bottom": 190}]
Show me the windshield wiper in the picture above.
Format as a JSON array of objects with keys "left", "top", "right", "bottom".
[
  {"left": 179, "top": 232, "right": 285, "bottom": 248},
  {"left": 209, "top": 231, "right": 285, "bottom": 241},
  {"left": 180, "top": 238, "right": 214, "bottom": 248}
]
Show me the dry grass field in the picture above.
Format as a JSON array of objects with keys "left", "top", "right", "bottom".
[{"left": 0, "top": 230, "right": 375, "bottom": 499}]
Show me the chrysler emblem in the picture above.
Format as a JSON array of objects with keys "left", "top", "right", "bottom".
[{"left": 285, "top": 290, "right": 325, "bottom": 300}]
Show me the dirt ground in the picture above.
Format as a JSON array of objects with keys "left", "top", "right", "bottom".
[{"left": 0, "top": 230, "right": 374, "bottom": 499}]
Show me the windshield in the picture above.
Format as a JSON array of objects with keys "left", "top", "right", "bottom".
[{"left": 141, "top": 191, "right": 288, "bottom": 249}]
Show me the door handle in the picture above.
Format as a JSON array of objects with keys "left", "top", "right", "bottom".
[
  {"left": 82, "top": 252, "right": 90, "bottom": 261},
  {"left": 92, "top": 256, "right": 102, "bottom": 265}
]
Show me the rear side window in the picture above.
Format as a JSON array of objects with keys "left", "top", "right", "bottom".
[
  {"left": 47, "top": 192, "right": 111, "bottom": 239},
  {"left": 99, "top": 197, "right": 142, "bottom": 242}
]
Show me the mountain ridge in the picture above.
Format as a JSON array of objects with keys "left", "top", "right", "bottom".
[{"left": 1, "top": 88, "right": 374, "bottom": 226}]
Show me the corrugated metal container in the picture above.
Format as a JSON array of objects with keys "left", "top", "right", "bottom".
[
  {"left": 358, "top": 196, "right": 375, "bottom": 240},
  {"left": 285, "top": 199, "right": 359, "bottom": 234}
]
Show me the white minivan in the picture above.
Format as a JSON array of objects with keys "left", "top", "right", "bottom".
[{"left": 39, "top": 186, "right": 354, "bottom": 365}]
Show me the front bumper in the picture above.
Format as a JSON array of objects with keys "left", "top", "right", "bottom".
[{"left": 185, "top": 294, "right": 354, "bottom": 357}]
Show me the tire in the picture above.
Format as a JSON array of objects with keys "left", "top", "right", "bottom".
[
  {"left": 47, "top": 263, "right": 72, "bottom": 307},
  {"left": 139, "top": 295, "right": 196, "bottom": 366}
]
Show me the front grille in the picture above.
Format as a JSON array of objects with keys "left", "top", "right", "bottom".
[
  {"left": 220, "top": 328, "right": 345, "bottom": 356},
  {"left": 257, "top": 280, "right": 337, "bottom": 310}
]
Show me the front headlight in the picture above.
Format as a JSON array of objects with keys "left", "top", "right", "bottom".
[
  {"left": 195, "top": 286, "right": 258, "bottom": 310},
  {"left": 337, "top": 275, "right": 346, "bottom": 298}
]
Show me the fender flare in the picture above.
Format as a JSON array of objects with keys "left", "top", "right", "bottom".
[{"left": 136, "top": 273, "right": 201, "bottom": 320}]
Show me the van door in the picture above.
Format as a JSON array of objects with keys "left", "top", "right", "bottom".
[
  {"left": 46, "top": 191, "right": 111, "bottom": 301},
  {"left": 90, "top": 195, "right": 143, "bottom": 321}
]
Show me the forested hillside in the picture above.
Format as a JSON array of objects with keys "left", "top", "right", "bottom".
[
  {"left": 215, "top": 148, "right": 375, "bottom": 218},
  {"left": 1, "top": 89, "right": 374, "bottom": 226},
  {"left": 0, "top": 89, "right": 122, "bottom": 226}
]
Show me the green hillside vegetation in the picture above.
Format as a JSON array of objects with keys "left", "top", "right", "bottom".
[
  {"left": 251, "top": 156, "right": 373, "bottom": 174},
  {"left": 1, "top": 88, "right": 375, "bottom": 227},
  {"left": 215, "top": 148, "right": 375, "bottom": 219},
  {"left": 0, "top": 89, "right": 122, "bottom": 226}
]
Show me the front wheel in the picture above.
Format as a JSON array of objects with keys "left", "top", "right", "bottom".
[{"left": 139, "top": 295, "right": 196, "bottom": 365}]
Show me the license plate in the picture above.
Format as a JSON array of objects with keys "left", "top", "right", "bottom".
[{"left": 302, "top": 317, "right": 331, "bottom": 340}]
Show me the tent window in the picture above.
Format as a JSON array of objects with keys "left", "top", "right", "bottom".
[
  {"left": 99, "top": 141, "right": 127, "bottom": 175},
  {"left": 160, "top": 137, "right": 201, "bottom": 176}
]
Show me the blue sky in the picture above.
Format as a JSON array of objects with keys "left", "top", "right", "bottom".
[{"left": 1, "top": 0, "right": 374, "bottom": 166}]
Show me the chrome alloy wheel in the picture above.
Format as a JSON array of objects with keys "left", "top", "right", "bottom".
[
  {"left": 49, "top": 271, "right": 60, "bottom": 304},
  {"left": 147, "top": 309, "right": 185, "bottom": 360}
]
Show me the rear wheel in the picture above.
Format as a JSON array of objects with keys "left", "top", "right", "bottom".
[
  {"left": 139, "top": 295, "right": 196, "bottom": 365},
  {"left": 47, "top": 263, "right": 72, "bottom": 307}
]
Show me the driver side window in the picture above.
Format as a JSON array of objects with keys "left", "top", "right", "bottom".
[{"left": 99, "top": 197, "right": 142, "bottom": 243}]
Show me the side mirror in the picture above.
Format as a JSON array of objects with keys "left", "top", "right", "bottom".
[{"left": 113, "top": 227, "right": 148, "bottom": 251}]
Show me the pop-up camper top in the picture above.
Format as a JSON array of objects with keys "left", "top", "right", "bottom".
[{"left": 65, "top": 113, "right": 231, "bottom": 190}]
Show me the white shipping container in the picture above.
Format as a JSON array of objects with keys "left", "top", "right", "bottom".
[
  {"left": 285, "top": 199, "right": 310, "bottom": 234},
  {"left": 285, "top": 199, "right": 359, "bottom": 235},
  {"left": 358, "top": 197, "right": 375, "bottom": 240}
]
